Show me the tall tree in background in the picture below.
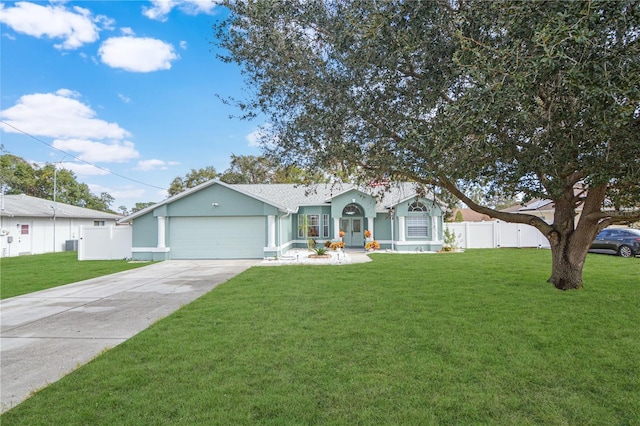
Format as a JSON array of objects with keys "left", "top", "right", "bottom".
[
  {"left": 0, "top": 154, "right": 38, "bottom": 195},
  {"left": 219, "top": 154, "right": 329, "bottom": 184},
  {"left": 167, "top": 166, "right": 219, "bottom": 196},
  {"left": 216, "top": 0, "right": 640, "bottom": 289},
  {"left": 0, "top": 154, "right": 115, "bottom": 212},
  {"left": 219, "top": 154, "right": 273, "bottom": 184}
]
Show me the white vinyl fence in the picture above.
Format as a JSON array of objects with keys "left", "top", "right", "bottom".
[
  {"left": 445, "top": 221, "right": 550, "bottom": 249},
  {"left": 78, "top": 225, "right": 132, "bottom": 260}
]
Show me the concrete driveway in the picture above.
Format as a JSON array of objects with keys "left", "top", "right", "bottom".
[{"left": 0, "top": 259, "right": 258, "bottom": 413}]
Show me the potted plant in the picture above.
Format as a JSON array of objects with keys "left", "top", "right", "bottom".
[{"left": 365, "top": 240, "right": 380, "bottom": 251}]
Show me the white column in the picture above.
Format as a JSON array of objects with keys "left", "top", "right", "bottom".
[
  {"left": 267, "top": 215, "right": 276, "bottom": 247},
  {"left": 333, "top": 217, "right": 340, "bottom": 240},
  {"left": 398, "top": 216, "right": 406, "bottom": 241},
  {"left": 367, "top": 217, "right": 374, "bottom": 240},
  {"left": 432, "top": 216, "right": 439, "bottom": 241},
  {"left": 157, "top": 216, "right": 166, "bottom": 248}
]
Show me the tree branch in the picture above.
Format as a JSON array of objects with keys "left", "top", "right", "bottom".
[{"left": 404, "top": 171, "right": 555, "bottom": 235}]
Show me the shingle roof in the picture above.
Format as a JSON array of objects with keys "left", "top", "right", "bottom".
[
  {"left": 119, "top": 180, "right": 439, "bottom": 222},
  {"left": 0, "top": 194, "right": 122, "bottom": 219},
  {"left": 450, "top": 208, "right": 495, "bottom": 222},
  {"left": 220, "top": 182, "right": 436, "bottom": 213},
  {"left": 500, "top": 198, "right": 555, "bottom": 213}
]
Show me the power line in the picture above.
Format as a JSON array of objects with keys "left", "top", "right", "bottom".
[{"left": 0, "top": 120, "right": 168, "bottom": 191}]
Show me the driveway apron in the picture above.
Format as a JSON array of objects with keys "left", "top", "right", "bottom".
[{"left": 0, "top": 259, "right": 258, "bottom": 413}]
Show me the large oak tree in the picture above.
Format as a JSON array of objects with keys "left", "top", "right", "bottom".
[{"left": 215, "top": 0, "right": 640, "bottom": 290}]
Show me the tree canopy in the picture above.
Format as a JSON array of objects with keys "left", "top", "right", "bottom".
[
  {"left": 215, "top": 0, "right": 640, "bottom": 289},
  {"left": 219, "top": 154, "right": 328, "bottom": 184},
  {"left": 167, "top": 155, "right": 329, "bottom": 195},
  {"left": 0, "top": 154, "right": 115, "bottom": 212},
  {"left": 168, "top": 166, "right": 219, "bottom": 197}
]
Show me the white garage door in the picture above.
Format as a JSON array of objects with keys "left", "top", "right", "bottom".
[{"left": 170, "top": 217, "right": 265, "bottom": 259}]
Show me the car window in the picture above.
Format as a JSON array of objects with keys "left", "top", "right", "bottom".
[
  {"left": 596, "top": 231, "right": 610, "bottom": 238},
  {"left": 621, "top": 230, "right": 640, "bottom": 238}
]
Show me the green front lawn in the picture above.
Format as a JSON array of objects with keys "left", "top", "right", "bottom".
[
  {"left": 2, "top": 249, "right": 639, "bottom": 424},
  {"left": 0, "top": 251, "right": 151, "bottom": 299}
]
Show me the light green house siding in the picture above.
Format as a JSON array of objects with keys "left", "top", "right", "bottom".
[
  {"left": 132, "top": 213, "right": 158, "bottom": 248},
  {"left": 331, "top": 189, "right": 377, "bottom": 219},
  {"left": 125, "top": 181, "right": 443, "bottom": 260}
]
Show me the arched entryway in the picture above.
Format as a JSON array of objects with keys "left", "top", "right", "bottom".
[{"left": 341, "top": 203, "right": 364, "bottom": 247}]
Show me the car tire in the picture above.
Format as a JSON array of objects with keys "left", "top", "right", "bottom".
[{"left": 618, "top": 245, "right": 633, "bottom": 258}]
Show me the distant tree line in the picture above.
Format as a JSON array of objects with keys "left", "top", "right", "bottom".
[
  {"left": 0, "top": 154, "right": 115, "bottom": 213},
  {"left": 167, "top": 154, "right": 328, "bottom": 196},
  {"left": 0, "top": 152, "right": 330, "bottom": 215}
]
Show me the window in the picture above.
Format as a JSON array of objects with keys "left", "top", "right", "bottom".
[
  {"left": 322, "top": 214, "right": 330, "bottom": 238},
  {"left": 307, "top": 215, "right": 320, "bottom": 237},
  {"left": 409, "top": 201, "right": 428, "bottom": 212},
  {"left": 342, "top": 204, "right": 362, "bottom": 216},
  {"left": 94, "top": 221, "right": 105, "bottom": 226},
  {"left": 407, "top": 216, "right": 429, "bottom": 238},
  {"left": 298, "top": 214, "right": 320, "bottom": 238},
  {"left": 20, "top": 224, "right": 29, "bottom": 235}
]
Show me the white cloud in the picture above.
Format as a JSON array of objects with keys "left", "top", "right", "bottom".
[
  {"left": 180, "top": 40, "right": 187, "bottom": 50},
  {"left": 246, "top": 124, "right": 277, "bottom": 148},
  {"left": 52, "top": 139, "right": 140, "bottom": 163},
  {"left": 135, "top": 159, "right": 180, "bottom": 171},
  {"left": 0, "top": 2, "right": 110, "bottom": 49},
  {"left": 99, "top": 36, "right": 179, "bottom": 72},
  {"left": 88, "top": 184, "right": 146, "bottom": 200},
  {"left": 143, "top": 0, "right": 221, "bottom": 22},
  {"left": 118, "top": 93, "right": 131, "bottom": 103},
  {"left": 61, "top": 162, "right": 110, "bottom": 176},
  {"left": 121, "top": 27, "right": 135, "bottom": 36},
  {"left": 55, "top": 88, "right": 80, "bottom": 98},
  {"left": 246, "top": 127, "right": 263, "bottom": 147},
  {"left": 0, "top": 90, "right": 130, "bottom": 140}
]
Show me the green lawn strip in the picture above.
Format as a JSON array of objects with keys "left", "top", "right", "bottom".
[
  {"left": 2, "top": 250, "right": 638, "bottom": 424},
  {"left": 0, "top": 251, "right": 152, "bottom": 299}
]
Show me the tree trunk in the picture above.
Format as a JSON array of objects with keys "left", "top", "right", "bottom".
[
  {"left": 547, "top": 241, "right": 586, "bottom": 290},
  {"left": 545, "top": 188, "right": 600, "bottom": 290}
]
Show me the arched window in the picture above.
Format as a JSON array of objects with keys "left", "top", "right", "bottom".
[
  {"left": 342, "top": 203, "right": 362, "bottom": 216},
  {"left": 408, "top": 201, "right": 428, "bottom": 212},
  {"left": 407, "top": 201, "right": 429, "bottom": 238}
]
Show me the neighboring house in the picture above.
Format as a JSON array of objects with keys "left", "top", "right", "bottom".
[
  {"left": 0, "top": 194, "right": 121, "bottom": 258},
  {"left": 120, "top": 181, "right": 444, "bottom": 260},
  {"left": 449, "top": 208, "right": 495, "bottom": 222},
  {"left": 501, "top": 199, "right": 562, "bottom": 224}
]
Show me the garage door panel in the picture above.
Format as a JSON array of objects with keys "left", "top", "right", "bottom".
[{"left": 170, "top": 217, "right": 264, "bottom": 259}]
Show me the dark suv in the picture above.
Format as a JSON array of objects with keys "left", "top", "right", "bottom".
[{"left": 589, "top": 228, "right": 640, "bottom": 258}]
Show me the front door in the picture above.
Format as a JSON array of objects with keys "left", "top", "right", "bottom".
[{"left": 341, "top": 218, "right": 364, "bottom": 248}]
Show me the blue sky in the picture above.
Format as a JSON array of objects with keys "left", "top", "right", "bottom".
[{"left": 0, "top": 0, "right": 264, "bottom": 210}]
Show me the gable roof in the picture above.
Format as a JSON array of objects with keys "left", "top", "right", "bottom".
[
  {"left": 120, "top": 180, "right": 440, "bottom": 223},
  {"left": 450, "top": 208, "right": 495, "bottom": 222},
  {"left": 501, "top": 198, "right": 556, "bottom": 213},
  {"left": 0, "top": 194, "right": 121, "bottom": 220}
]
